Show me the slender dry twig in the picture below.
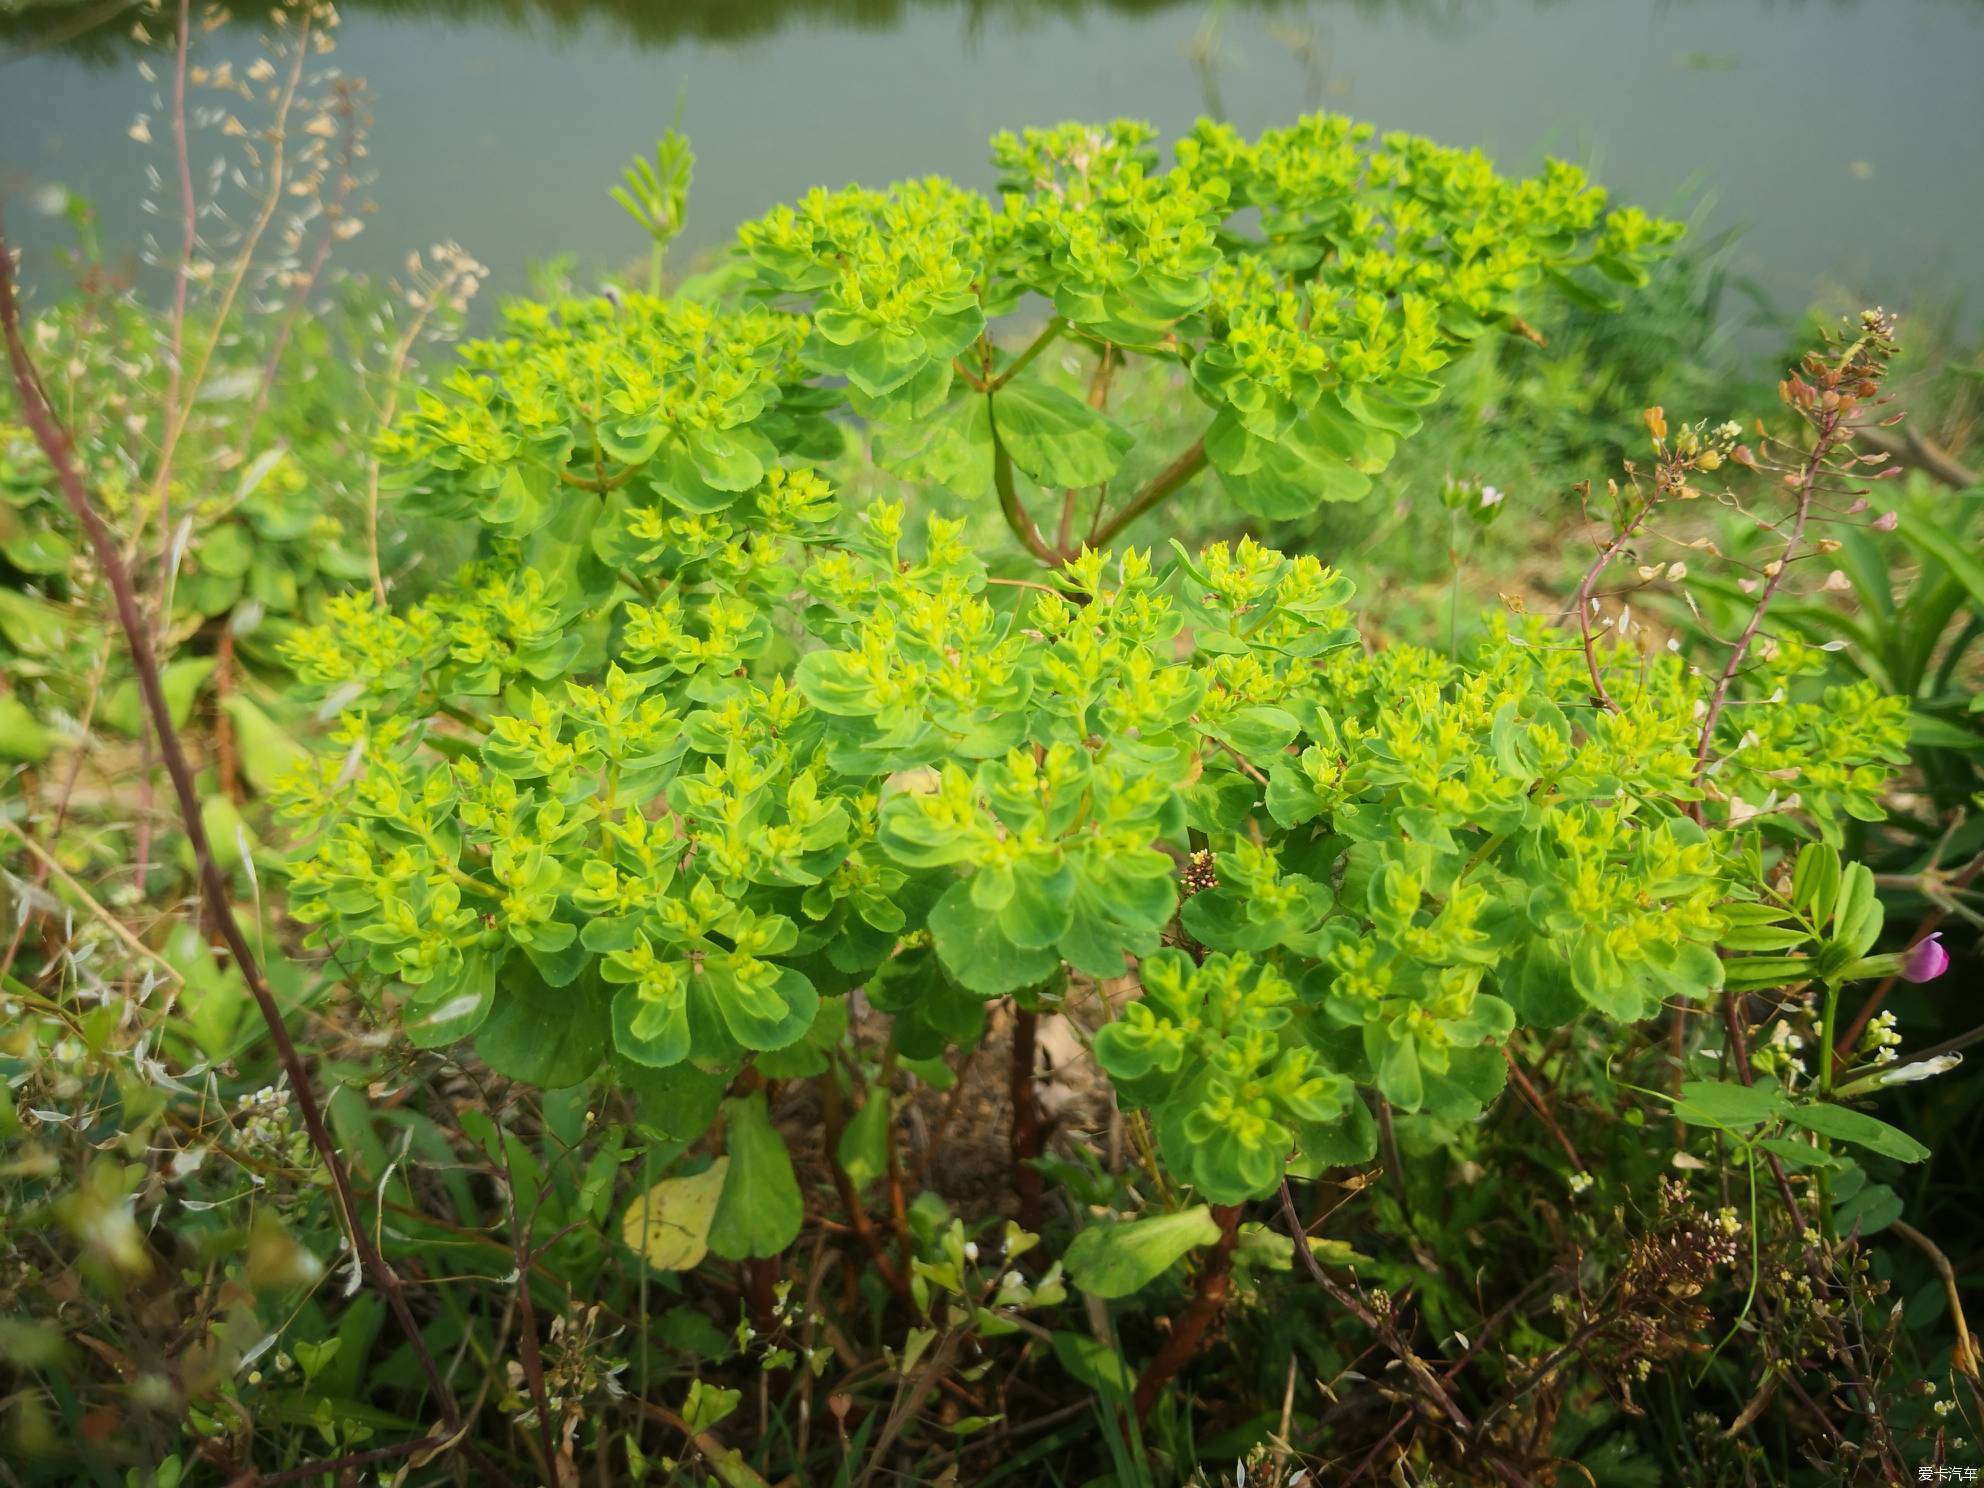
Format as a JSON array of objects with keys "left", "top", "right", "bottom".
[
  {"left": 1569, "top": 483, "right": 1655, "bottom": 712},
  {"left": 1, "top": 229, "right": 497, "bottom": 1480},
  {"left": 143, "top": 4, "right": 315, "bottom": 547},
  {"left": 0, "top": 819, "right": 186, "bottom": 989},
  {"left": 156, "top": 0, "right": 195, "bottom": 543}
]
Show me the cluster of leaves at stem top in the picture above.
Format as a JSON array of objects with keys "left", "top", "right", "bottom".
[
  {"left": 372, "top": 115, "right": 1683, "bottom": 547},
  {"left": 274, "top": 116, "right": 1907, "bottom": 1236}
]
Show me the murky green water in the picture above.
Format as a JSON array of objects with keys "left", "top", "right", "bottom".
[{"left": 3, "top": 0, "right": 1980, "bottom": 317}]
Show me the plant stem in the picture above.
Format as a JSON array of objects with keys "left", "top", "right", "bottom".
[
  {"left": 1446, "top": 509, "right": 1460, "bottom": 657},
  {"left": 1130, "top": 1201, "right": 1241, "bottom": 1418},
  {"left": 1570, "top": 492, "right": 1654, "bottom": 713},
  {"left": 815, "top": 1071, "right": 912, "bottom": 1302},
  {"left": 0, "top": 234, "right": 494, "bottom": 1479},
  {"left": 1815, "top": 977, "right": 1843, "bottom": 1244},
  {"left": 1689, "top": 406, "right": 1844, "bottom": 807},
  {"left": 1091, "top": 433, "right": 1208, "bottom": 549},
  {"left": 987, "top": 395, "right": 1062, "bottom": 567},
  {"left": 988, "top": 315, "right": 1065, "bottom": 391}
]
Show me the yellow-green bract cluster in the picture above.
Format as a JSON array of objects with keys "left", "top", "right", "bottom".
[
  {"left": 378, "top": 114, "right": 1683, "bottom": 550},
  {"left": 276, "top": 480, "right": 1905, "bottom": 1202}
]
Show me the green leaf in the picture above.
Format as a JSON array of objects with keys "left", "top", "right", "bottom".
[
  {"left": 991, "top": 380, "right": 1133, "bottom": 488},
  {"left": 1063, "top": 1206, "right": 1223, "bottom": 1299},
  {"left": 836, "top": 1086, "right": 892, "bottom": 1193},
  {"left": 1373, "top": 1030, "right": 1423, "bottom": 1110},
  {"left": 1673, "top": 1079, "right": 1787, "bottom": 1131},
  {"left": 219, "top": 694, "right": 309, "bottom": 795},
  {"left": 927, "top": 878, "right": 1060, "bottom": 997},
  {"left": 1050, "top": 1331, "right": 1136, "bottom": 1401},
  {"left": 473, "top": 964, "right": 608, "bottom": 1089},
  {"left": 1783, "top": 1103, "right": 1929, "bottom": 1163},
  {"left": 1207, "top": 407, "right": 1371, "bottom": 518},
  {"left": 1896, "top": 506, "right": 1984, "bottom": 618},
  {"left": 0, "top": 694, "right": 53, "bottom": 763},
  {"left": 2, "top": 526, "right": 74, "bottom": 575},
  {"left": 1832, "top": 1180, "right": 1902, "bottom": 1237},
  {"left": 708, "top": 1092, "right": 803, "bottom": 1260},
  {"left": 404, "top": 953, "right": 497, "bottom": 1048},
  {"left": 684, "top": 1379, "right": 743, "bottom": 1434}
]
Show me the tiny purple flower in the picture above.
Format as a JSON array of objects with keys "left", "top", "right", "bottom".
[{"left": 1900, "top": 933, "right": 1948, "bottom": 984}]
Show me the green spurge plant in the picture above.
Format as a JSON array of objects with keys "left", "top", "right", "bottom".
[
  {"left": 375, "top": 115, "right": 1680, "bottom": 574},
  {"left": 267, "top": 123, "right": 1930, "bottom": 1441}
]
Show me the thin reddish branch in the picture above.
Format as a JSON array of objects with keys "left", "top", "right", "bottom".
[
  {"left": 815, "top": 1071, "right": 912, "bottom": 1302},
  {"left": 1502, "top": 1048, "right": 1584, "bottom": 1172},
  {"left": 0, "top": 230, "right": 490, "bottom": 1475},
  {"left": 1688, "top": 411, "right": 1842, "bottom": 808},
  {"left": 1570, "top": 493, "right": 1653, "bottom": 713},
  {"left": 1131, "top": 1201, "right": 1241, "bottom": 1418},
  {"left": 1091, "top": 433, "right": 1207, "bottom": 550}
]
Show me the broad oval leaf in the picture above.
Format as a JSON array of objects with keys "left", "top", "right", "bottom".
[{"left": 1064, "top": 1206, "right": 1223, "bottom": 1299}]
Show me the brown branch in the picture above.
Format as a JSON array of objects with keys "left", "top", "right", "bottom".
[
  {"left": 1503, "top": 1047, "right": 1585, "bottom": 1172},
  {"left": 1091, "top": 433, "right": 1208, "bottom": 550},
  {"left": 1569, "top": 491, "right": 1653, "bottom": 713},
  {"left": 1891, "top": 1220, "right": 1980, "bottom": 1380},
  {"left": 1277, "top": 1182, "right": 1475, "bottom": 1438},
  {"left": 1689, "top": 417, "right": 1836, "bottom": 799},
  {"left": 815, "top": 1071, "right": 913, "bottom": 1302},
  {"left": 0, "top": 229, "right": 491, "bottom": 1475},
  {"left": 1131, "top": 1201, "right": 1241, "bottom": 1418}
]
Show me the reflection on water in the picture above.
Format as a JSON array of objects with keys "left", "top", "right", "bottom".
[
  {"left": 3, "top": 0, "right": 1418, "bottom": 61},
  {"left": 2, "top": 0, "right": 1979, "bottom": 320}
]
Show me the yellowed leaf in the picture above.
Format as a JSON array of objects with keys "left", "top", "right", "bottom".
[{"left": 619, "top": 1158, "right": 728, "bottom": 1271}]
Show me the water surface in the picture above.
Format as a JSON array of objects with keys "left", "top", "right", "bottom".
[{"left": 2, "top": 0, "right": 1979, "bottom": 317}]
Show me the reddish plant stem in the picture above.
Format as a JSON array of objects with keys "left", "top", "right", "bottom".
[
  {"left": 1131, "top": 1201, "right": 1242, "bottom": 1418},
  {"left": 1570, "top": 495, "right": 1654, "bottom": 713},
  {"left": 1009, "top": 1003, "right": 1044, "bottom": 1231},
  {"left": 499, "top": 1140, "right": 560, "bottom": 1482},
  {"left": 881, "top": 1067, "right": 913, "bottom": 1282},
  {"left": 1502, "top": 1048, "right": 1585, "bottom": 1172},
  {"left": 1689, "top": 408, "right": 1843, "bottom": 810},
  {"left": 0, "top": 233, "right": 491, "bottom": 1476},
  {"left": 815, "top": 1072, "right": 912, "bottom": 1302},
  {"left": 987, "top": 399, "right": 1062, "bottom": 567},
  {"left": 745, "top": 1256, "right": 779, "bottom": 1336},
  {"left": 1091, "top": 433, "right": 1207, "bottom": 550}
]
